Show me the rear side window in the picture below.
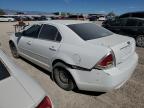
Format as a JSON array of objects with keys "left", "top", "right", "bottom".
[
  {"left": 55, "top": 32, "right": 62, "bottom": 42},
  {"left": 23, "top": 25, "right": 41, "bottom": 38},
  {"left": 0, "top": 60, "right": 10, "bottom": 81},
  {"left": 68, "top": 23, "right": 113, "bottom": 40},
  {"left": 39, "top": 24, "right": 58, "bottom": 41}
]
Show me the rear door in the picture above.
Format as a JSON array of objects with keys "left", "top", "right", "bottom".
[
  {"left": 31, "top": 24, "right": 62, "bottom": 69},
  {"left": 18, "top": 24, "right": 41, "bottom": 58}
]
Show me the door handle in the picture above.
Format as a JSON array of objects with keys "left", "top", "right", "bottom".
[
  {"left": 49, "top": 46, "right": 56, "bottom": 51},
  {"left": 27, "top": 41, "right": 31, "bottom": 45}
]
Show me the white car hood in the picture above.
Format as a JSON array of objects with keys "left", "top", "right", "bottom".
[{"left": 0, "top": 77, "right": 35, "bottom": 108}]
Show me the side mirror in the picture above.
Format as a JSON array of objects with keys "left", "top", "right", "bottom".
[{"left": 15, "top": 32, "right": 22, "bottom": 37}]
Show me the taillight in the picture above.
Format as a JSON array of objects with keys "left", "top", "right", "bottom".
[
  {"left": 37, "top": 96, "right": 52, "bottom": 108},
  {"left": 95, "top": 52, "right": 115, "bottom": 69}
]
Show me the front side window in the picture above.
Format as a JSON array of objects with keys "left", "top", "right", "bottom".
[
  {"left": 68, "top": 23, "right": 113, "bottom": 40},
  {"left": 23, "top": 25, "right": 41, "bottom": 38},
  {"left": 125, "top": 19, "right": 138, "bottom": 26},
  {"left": 119, "top": 19, "right": 127, "bottom": 26},
  {"left": 0, "top": 60, "right": 10, "bottom": 81},
  {"left": 39, "top": 24, "right": 58, "bottom": 41}
]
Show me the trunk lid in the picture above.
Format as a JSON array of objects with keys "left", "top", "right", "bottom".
[
  {"left": 0, "top": 77, "right": 35, "bottom": 108},
  {"left": 87, "top": 34, "right": 136, "bottom": 65},
  {"left": 0, "top": 50, "right": 46, "bottom": 107}
]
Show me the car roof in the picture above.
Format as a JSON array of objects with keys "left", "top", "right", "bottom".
[
  {"left": 35, "top": 20, "right": 90, "bottom": 25},
  {"left": 120, "top": 11, "right": 144, "bottom": 15},
  {"left": 120, "top": 17, "right": 144, "bottom": 21}
]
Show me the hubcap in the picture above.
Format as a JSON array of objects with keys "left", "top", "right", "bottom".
[
  {"left": 11, "top": 45, "right": 17, "bottom": 56},
  {"left": 59, "top": 69, "right": 69, "bottom": 84},
  {"left": 137, "top": 36, "right": 144, "bottom": 47}
]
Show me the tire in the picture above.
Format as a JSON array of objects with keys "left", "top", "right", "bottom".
[
  {"left": 136, "top": 35, "right": 144, "bottom": 47},
  {"left": 9, "top": 42, "right": 19, "bottom": 58},
  {"left": 53, "top": 64, "right": 75, "bottom": 91}
]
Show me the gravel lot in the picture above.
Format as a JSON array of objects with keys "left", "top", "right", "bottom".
[{"left": 0, "top": 21, "right": 144, "bottom": 108}]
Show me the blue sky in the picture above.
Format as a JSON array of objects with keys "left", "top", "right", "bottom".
[{"left": 0, "top": 0, "right": 144, "bottom": 14}]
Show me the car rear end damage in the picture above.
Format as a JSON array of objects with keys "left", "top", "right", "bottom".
[
  {"left": 66, "top": 52, "right": 138, "bottom": 92},
  {"left": 66, "top": 34, "right": 138, "bottom": 92}
]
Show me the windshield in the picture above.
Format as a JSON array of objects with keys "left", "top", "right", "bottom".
[
  {"left": 0, "top": 60, "right": 10, "bottom": 81},
  {"left": 68, "top": 23, "right": 113, "bottom": 40}
]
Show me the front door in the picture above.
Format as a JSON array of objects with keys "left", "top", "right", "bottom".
[
  {"left": 31, "top": 24, "right": 62, "bottom": 70},
  {"left": 18, "top": 24, "right": 42, "bottom": 59}
]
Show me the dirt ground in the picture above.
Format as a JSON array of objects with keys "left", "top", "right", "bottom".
[{"left": 0, "top": 21, "right": 144, "bottom": 108}]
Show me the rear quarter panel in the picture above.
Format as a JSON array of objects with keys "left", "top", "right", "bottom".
[{"left": 56, "top": 42, "right": 110, "bottom": 69}]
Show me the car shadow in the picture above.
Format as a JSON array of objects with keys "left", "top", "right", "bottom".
[
  {"left": 20, "top": 57, "right": 106, "bottom": 96},
  {"left": 73, "top": 89, "right": 105, "bottom": 96}
]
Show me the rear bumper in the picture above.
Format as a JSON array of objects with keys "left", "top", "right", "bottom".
[{"left": 68, "top": 53, "right": 138, "bottom": 92}]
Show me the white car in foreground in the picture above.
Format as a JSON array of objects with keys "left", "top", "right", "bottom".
[
  {"left": 0, "top": 49, "right": 53, "bottom": 108},
  {"left": 0, "top": 16, "right": 15, "bottom": 22},
  {"left": 9, "top": 20, "right": 138, "bottom": 92}
]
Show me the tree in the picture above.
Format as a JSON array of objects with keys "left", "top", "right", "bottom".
[
  {"left": 106, "top": 12, "right": 117, "bottom": 20},
  {"left": 0, "top": 9, "right": 5, "bottom": 15},
  {"left": 107, "top": 12, "right": 116, "bottom": 17}
]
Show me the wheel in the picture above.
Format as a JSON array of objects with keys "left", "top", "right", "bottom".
[
  {"left": 9, "top": 42, "right": 19, "bottom": 58},
  {"left": 53, "top": 65, "right": 75, "bottom": 91},
  {"left": 136, "top": 35, "right": 144, "bottom": 47}
]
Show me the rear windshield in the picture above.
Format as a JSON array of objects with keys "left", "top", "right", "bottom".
[
  {"left": 68, "top": 23, "right": 113, "bottom": 40},
  {"left": 0, "top": 60, "right": 10, "bottom": 81}
]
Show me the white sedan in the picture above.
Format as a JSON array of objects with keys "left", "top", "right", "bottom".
[
  {"left": 0, "top": 16, "right": 15, "bottom": 22},
  {"left": 0, "top": 49, "right": 53, "bottom": 108},
  {"left": 9, "top": 20, "right": 138, "bottom": 92}
]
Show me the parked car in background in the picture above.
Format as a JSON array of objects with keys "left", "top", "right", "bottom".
[
  {"left": 12, "top": 16, "right": 34, "bottom": 21},
  {"left": 46, "top": 17, "right": 52, "bottom": 20},
  {"left": 67, "top": 15, "right": 85, "bottom": 20},
  {"left": 0, "top": 16, "right": 15, "bottom": 22},
  {"left": 40, "top": 16, "right": 47, "bottom": 21},
  {"left": 33, "top": 16, "right": 47, "bottom": 21},
  {"left": 12, "top": 16, "right": 21, "bottom": 21},
  {"left": 98, "top": 16, "right": 106, "bottom": 21},
  {"left": 9, "top": 20, "right": 138, "bottom": 92},
  {"left": 102, "top": 17, "right": 144, "bottom": 47},
  {"left": 0, "top": 49, "right": 53, "bottom": 108},
  {"left": 88, "top": 15, "right": 99, "bottom": 21}
]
